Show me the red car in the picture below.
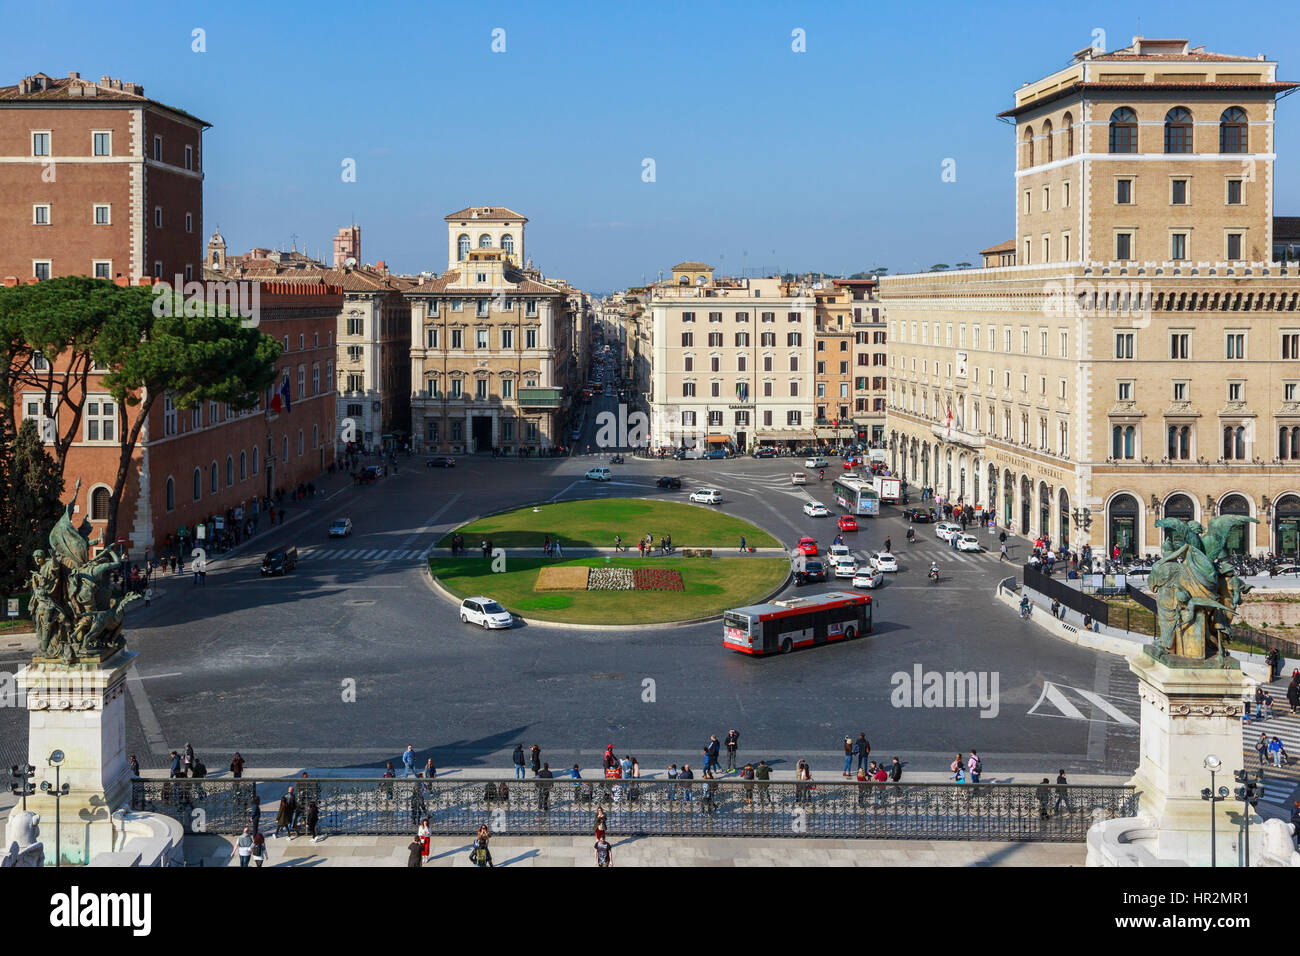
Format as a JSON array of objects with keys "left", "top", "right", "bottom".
[
  {"left": 797, "top": 537, "right": 818, "bottom": 556},
  {"left": 837, "top": 515, "right": 858, "bottom": 532}
]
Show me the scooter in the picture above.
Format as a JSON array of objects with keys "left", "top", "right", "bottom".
[{"left": 928, "top": 566, "right": 940, "bottom": 584}]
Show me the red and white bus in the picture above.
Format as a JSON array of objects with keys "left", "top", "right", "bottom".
[{"left": 723, "top": 591, "right": 872, "bottom": 656}]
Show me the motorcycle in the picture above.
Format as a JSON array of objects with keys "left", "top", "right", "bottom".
[
  {"left": 906, "top": 529, "right": 916, "bottom": 544},
  {"left": 928, "top": 566, "right": 940, "bottom": 584}
]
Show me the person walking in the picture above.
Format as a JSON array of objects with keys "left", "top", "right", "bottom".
[
  {"left": 423, "top": 757, "right": 436, "bottom": 780},
  {"left": 251, "top": 829, "right": 266, "bottom": 867},
  {"left": 889, "top": 757, "right": 902, "bottom": 782},
  {"left": 306, "top": 801, "right": 320, "bottom": 843},
  {"left": 739, "top": 535, "right": 746, "bottom": 553},
  {"left": 1257, "top": 732, "right": 1270, "bottom": 768},
  {"left": 950, "top": 753, "right": 966, "bottom": 784},
  {"left": 999, "top": 542, "right": 1008, "bottom": 561},
  {"left": 1036, "top": 778, "right": 1052, "bottom": 819},
  {"left": 168, "top": 750, "right": 182, "bottom": 779},
  {"left": 530, "top": 744, "right": 542, "bottom": 776},
  {"left": 129, "top": 754, "right": 141, "bottom": 778},
  {"left": 706, "top": 735, "right": 720, "bottom": 775},
  {"left": 537, "top": 763, "right": 554, "bottom": 810},
  {"left": 1288, "top": 674, "right": 1300, "bottom": 715},
  {"left": 402, "top": 745, "right": 416, "bottom": 777},
  {"left": 512, "top": 744, "right": 526, "bottom": 780},
  {"left": 230, "top": 752, "right": 246, "bottom": 778},
  {"left": 232, "top": 827, "right": 254, "bottom": 867},
  {"left": 1054, "top": 769, "right": 1073, "bottom": 814},
  {"left": 1269, "top": 735, "right": 1284, "bottom": 768},
  {"left": 273, "top": 792, "right": 293, "bottom": 838},
  {"left": 407, "top": 837, "right": 425, "bottom": 868},
  {"left": 968, "top": 750, "right": 982, "bottom": 784},
  {"left": 417, "top": 818, "right": 431, "bottom": 863},
  {"left": 725, "top": 729, "right": 739, "bottom": 772},
  {"left": 593, "top": 805, "right": 608, "bottom": 842},
  {"left": 594, "top": 836, "right": 613, "bottom": 867}
]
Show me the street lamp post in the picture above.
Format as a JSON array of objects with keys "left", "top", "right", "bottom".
[
  {"left": 39, "top": 749, "right": 69, "bottom": 867},
  {"left": 1200, "top": 754, "right": 1226, "bottom": 867},
  {"left": 1233, "top": 768, "right": 1260, "bottom": 867}
]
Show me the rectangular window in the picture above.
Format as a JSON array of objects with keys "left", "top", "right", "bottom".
[
  {"left": 1118, "top": 382, "right": 1132, "bottom": 401},
  {"left": 1116, "top": 233, "right": 1132, "bottom": 260},
  {"left": 1171, "top": 333, "right": 1189, "bottom": 358},
  {"left": 682, "top": 382, "right": 695, "bottom": 397},
  {"left": 763, "top": 382, "right": 772, "bottom": 397},
  {"left": 708, "top": 311, "right": 722, "bottom": 322},
  {"left": 525, "top": 329, "right": 537, "bottom": 349},
  {"left": 1116, "top": 333, "right": 1134, "bottom": 359},
  {"left": 450, "top": 329, "right": 463, "bottom": 349},
  {"left": 93, "top": 131, "right": 111, "bottom": 156},
  {"left": 1227, "top": 179, "right": 1243, "bottom": 205},
  {"left": 1063, "top": 181, "right": 1070, "bottom": 207},
  {"left": 1228, "top": 382, "right": 1242, "bottom": 402},
  {"left": 154, "top": 206, "right": 162, "bottom": 228},
  {"left": 476, "top": 329, "right": 488, "bottom": 349},
  {"left": 683, "top": 356, "right": 693, "bottom": 372},
  {"left": 1116, "top": 179, "right": 1132, "bottom": 204},
  {"left": 184, "top": 145, "right": 193, "bottom": 170},
  {"left": 1171, "top": 233, "right": 1187, "bottom": 260},
  {"left": 32, "top": 131, "right": 51, "bottom": 156},
  {"left": 93, "top": 260, "right": 110, "bottom": 279},
  {"left": 33, "top": 204, "right": 49, "bottom": 225},
  {"left": 84, "top": 397, "right": 116, "bottom": 442},
  {"left": 152, "top": 135, "right": 162, "bottom": 161},
  {"left": 1227, "top": 233, "right": 1243, "bottom": 260},
  {"left": 475, "top": 379, "right": 487, "bottom": 400},
  {"left": 681, "top": 312, "right": 695, "bottom": 323},
  {"left": 450, "top": 379, "right": 463, "bottom": 399},
  {"left": 1171, "top": 179, "right": 1187, "bottom": 205},
  {"left": 711, "top": 383, "right": 720, "bottom": 398},
  {"left": 477, "top": 300, "right": 489, "bottom": 318},
  {"left": 1283, "top": 333, "right": 1300, "bottom": 360},
  {"left": 525, "top": 300, "right": 538, "bottom": 317},
  {"left": 185, "top": 212, "right": 192, "bottom": 233},
  {"left": 787, "top": 411, "right": 802, "bottom": 426},
  {"left": 1286, "top": 383, "right": 1297, "bottom": 402},
  {"left": 426, "top": 328, "right": 439, "bottom": 349},
  {"left": 681, "top": 332, "right": 693, "bottom": 347},
  {"left": 94, "top": 204, "right": 110, "bottom": 225},
  {"left": 1226, "top": 333, "right": 1245, "bottom": 359},
  {"left": 501, "top": 328, "right": 513, "bottom": 349},
  {"left": 1173, "top": 381, "right": 1188, "bottom": 402},
  {"left": 33, "top": 261, "right": 51, "bottom": 280}
]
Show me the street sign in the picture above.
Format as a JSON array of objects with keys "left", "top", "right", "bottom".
[{"left": 6, "top": 598, "right": 18, "bottom": 618}]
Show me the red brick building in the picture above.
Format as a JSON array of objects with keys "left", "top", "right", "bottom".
[
  {"left": 0, "top": 71, "right": 207, "bottom": 283},
  {"left": 12, "top": 277, "right": 340, "bottom": 557}
]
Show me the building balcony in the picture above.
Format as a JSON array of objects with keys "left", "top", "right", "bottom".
[{"left": 518, "top": 386, "right": 563, "bottom": 409}]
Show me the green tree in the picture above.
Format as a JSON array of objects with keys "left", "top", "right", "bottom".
[
  {"left": 0, "top": 418, "right": 64, "bottom": 601},
  {"left": 930, "top": 263, "right": 950, "bottom": 271},
  {"left": 0, "top": 277, "right": 124, "bottom": 477},
  {"left": 95, "top": 285, "right": 281, "bottom": 545}
]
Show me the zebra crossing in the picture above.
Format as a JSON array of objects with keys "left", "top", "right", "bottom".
[
  {"left": 1241, "top": 676, "right": 1300, "bottom": 809},
  {"left": 298, "top": 546, "right": 430, "bottom": 564}
]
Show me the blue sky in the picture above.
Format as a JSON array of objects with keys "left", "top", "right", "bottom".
[{"left": 7, "top": 0, "right": 1299, "bottom": 291}]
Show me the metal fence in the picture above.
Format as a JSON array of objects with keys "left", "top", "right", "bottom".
[
  {"left": 1023, "top": 565, "right": 1112, "bottom": 625},
  {"left": 131, "top": 777, "right": 1137, "bottom": 843}
]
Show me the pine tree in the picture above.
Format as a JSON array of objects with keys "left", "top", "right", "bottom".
[{"left": 0, "top": 418, "right": 64, "bottom": 601}]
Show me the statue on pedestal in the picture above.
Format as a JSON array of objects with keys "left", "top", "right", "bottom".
[
  {"left": 1149, "top": 515, "right": 1257, "bottom": 667},
  {"left": 1, "top": 811, "right": 44, "bottom": 867},
  {"left": 29, "top": 478, "right": 139, "bottom": 666}
]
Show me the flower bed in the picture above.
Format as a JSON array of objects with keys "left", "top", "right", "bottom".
[
  {"left": 633, "top": 567, "right": 684, "bottom": 591},
  {"left": 587, "top": 567, "right": 635, "bottom": 590}
]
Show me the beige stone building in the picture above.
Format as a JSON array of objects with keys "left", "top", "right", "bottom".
[
  {"left": 406, "top": 206, "right": 578, "bottom": 454},
  {"left": 649, "top": 263, "right": 816, "bottom": 451},
  {"left": 813, "top": 286, "right": 855, "bottom": 444},
  {"left": 882, "top": 36, "right": 1300, "bottom": 557},
  {"left": 836, "top": 279, "right": 889, "bottom": 444}
]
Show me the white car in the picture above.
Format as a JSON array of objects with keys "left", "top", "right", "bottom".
[
  {"left": 805, "top": 457, "right": 828, "bottom": 469},
  {"left": 791, "top": 472, "right": 807, "bottom": 485},
  {"left": 955, "top": 533, "right": 982, "bottom": 553},
  {"left": 459, "top": 597, "right": 513, "bottom": 629},
  {"left": 585, "top": 467, "right": 612, "bottom": 481},
  {"left": 935, "top": 522, "right": 961, "bottom": 542},
  {"left": 828, "top": 543, "right": 851, "bottom": 562},
  {"left": 690, "top": 488, "right": 722, "bottom": 504},
  {"left": 852, "top": 568, "right": 885, "bottom": 589},
  {"left": 803, "top": 501, "right": 829, "bottom": 517},
  {"left": 870, "top": 551, "right": 899, "bottom": 573},
  {"left": 833, "top": 557, "right": 858, "bottom": 578}
]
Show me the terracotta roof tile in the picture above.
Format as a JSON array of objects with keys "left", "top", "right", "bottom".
[
  {"left": 443, "top": 205, "right": 528, "bottom": 222},
  {"left": 0, "top": 72, "right": 210, "bottom": 126}
]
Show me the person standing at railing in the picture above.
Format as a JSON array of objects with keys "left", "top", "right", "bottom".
[
  {"left": 513, "top": 744, "right": 526, "bottom": 780},
  {"left": 725, "top": 729, "right": 739, "bottom": 773},
  {"left": 1054, "top": 770, "right": 1073, "bottom": 814}
]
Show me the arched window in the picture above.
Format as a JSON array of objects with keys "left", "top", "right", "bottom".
[
  {"left": 1112, "top": 425, "right": 1135, "bottom": 459},
  {"left": 1220, "top": 494, "right": 1250, "bottom": 554},
  {"left": 1109, "top": 493, "right": 1139, "bottom": 559},
  {"left": 1224, "top": 425, "right": 1247, "bottom": 460},
  {"left": 192, "top": 468, "right": 202, "bottom": 501},
  {"left": 210, "top": 461, "right": 219, "bottom": 494},
  {"left": 226, "top": 455, "right": 234, "bottom": 486},
  {"left": 1220, "top": 107, "right": 1248, "bottom": 153},
  {"left": 89, "top": 486, "right": 111, "bottom": 521},
  {"left": 312, "top": 424, "right": 319, "bottom": 450},
  {"left": 457, "top": 234, "right": 470, "bottom": 260},
  {"left": 165, "top": 476, "right": 175, "bottom": 511},
  {"left": 298, "top": 429, "right": 304, "bottom": 456},
  {"left": 1022, "top": 126, "right": 1034, "bottom": 168},
  {"left": 1041, "top": 119, "right": 1054, "bottom": 163},
  {"left": 1109, "top": 108, "right": 1138, "bottom": 153},
  {"left": 478, "top": 234, "right": 492, "bottom": 249},
  {"left": 1164, "top": 107, "right": 1193, "bottom": 153},
  {"left": 252, "top": 445, "right": 260, "bottom": 475},
  {"left": 1062, "top": 111, "right": 1074, "bottom": 156},
  {"left": 1281, "top": 427, "right": 1291, "bottom": 460},
  {"left": 239, "top": 450, "right": 247, "bottom": 480},
  {"left": 501, "top": 234, "right": 515, "bottom": 255}
]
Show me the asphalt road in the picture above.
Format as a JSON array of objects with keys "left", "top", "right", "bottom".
[{"left": 0, "top": 432, "right": 1140, "bottom": 782}]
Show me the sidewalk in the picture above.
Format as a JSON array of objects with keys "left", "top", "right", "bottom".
[{"left": 184, "top": 832, "right": 1085, "bottom": 867}]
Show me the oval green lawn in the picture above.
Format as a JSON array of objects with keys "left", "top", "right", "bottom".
[
  {"left": 438, "top": 498, "right": 780, "bottom": 549},
  {"left": 430, "top": 555, "right": 789, "bottom": 625}
]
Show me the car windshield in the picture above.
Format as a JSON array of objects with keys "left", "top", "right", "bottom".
[
  {"left": 482, "top": 601, "right": 506, "bottom": 614},
  {"left": 331, "top": 521, "right": 346, "bottom": 529}
]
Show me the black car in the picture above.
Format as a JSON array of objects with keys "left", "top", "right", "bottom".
[
  {"left": 356, "top": 465, "right": 381, "bottom": 483},
  {"left": 260, "top": 546, "right": 298, "bottom": 576},
  {"left": 793, "top": 559, "right": 826, "bottom": 586},
  {"left": 903, "top": 507, "right": 937, "bottom": 523},
  {"left": 751, "top": 448, "right": 776, "bottom": 458},
  {"left": 425, "top": 456, "right": 456, "bottom": 468},
  {"left": 656, "top": 476, "right": 682, "bottom": 489}
]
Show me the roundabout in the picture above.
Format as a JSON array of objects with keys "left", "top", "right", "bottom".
[{"left": 430, "top": 498, "right": 789, "bottom": 625}]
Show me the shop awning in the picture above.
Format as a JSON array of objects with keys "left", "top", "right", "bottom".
[{"left": 707, "top": 435, "right": 730, "bottom": 444}]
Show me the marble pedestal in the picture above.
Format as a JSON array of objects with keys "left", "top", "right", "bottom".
[
  {"left": 1125, "top": 650, "right": 1263, "bottom": 865},
  {"left": 7, "top": 650, "right": 136, "bottom": 866}
]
